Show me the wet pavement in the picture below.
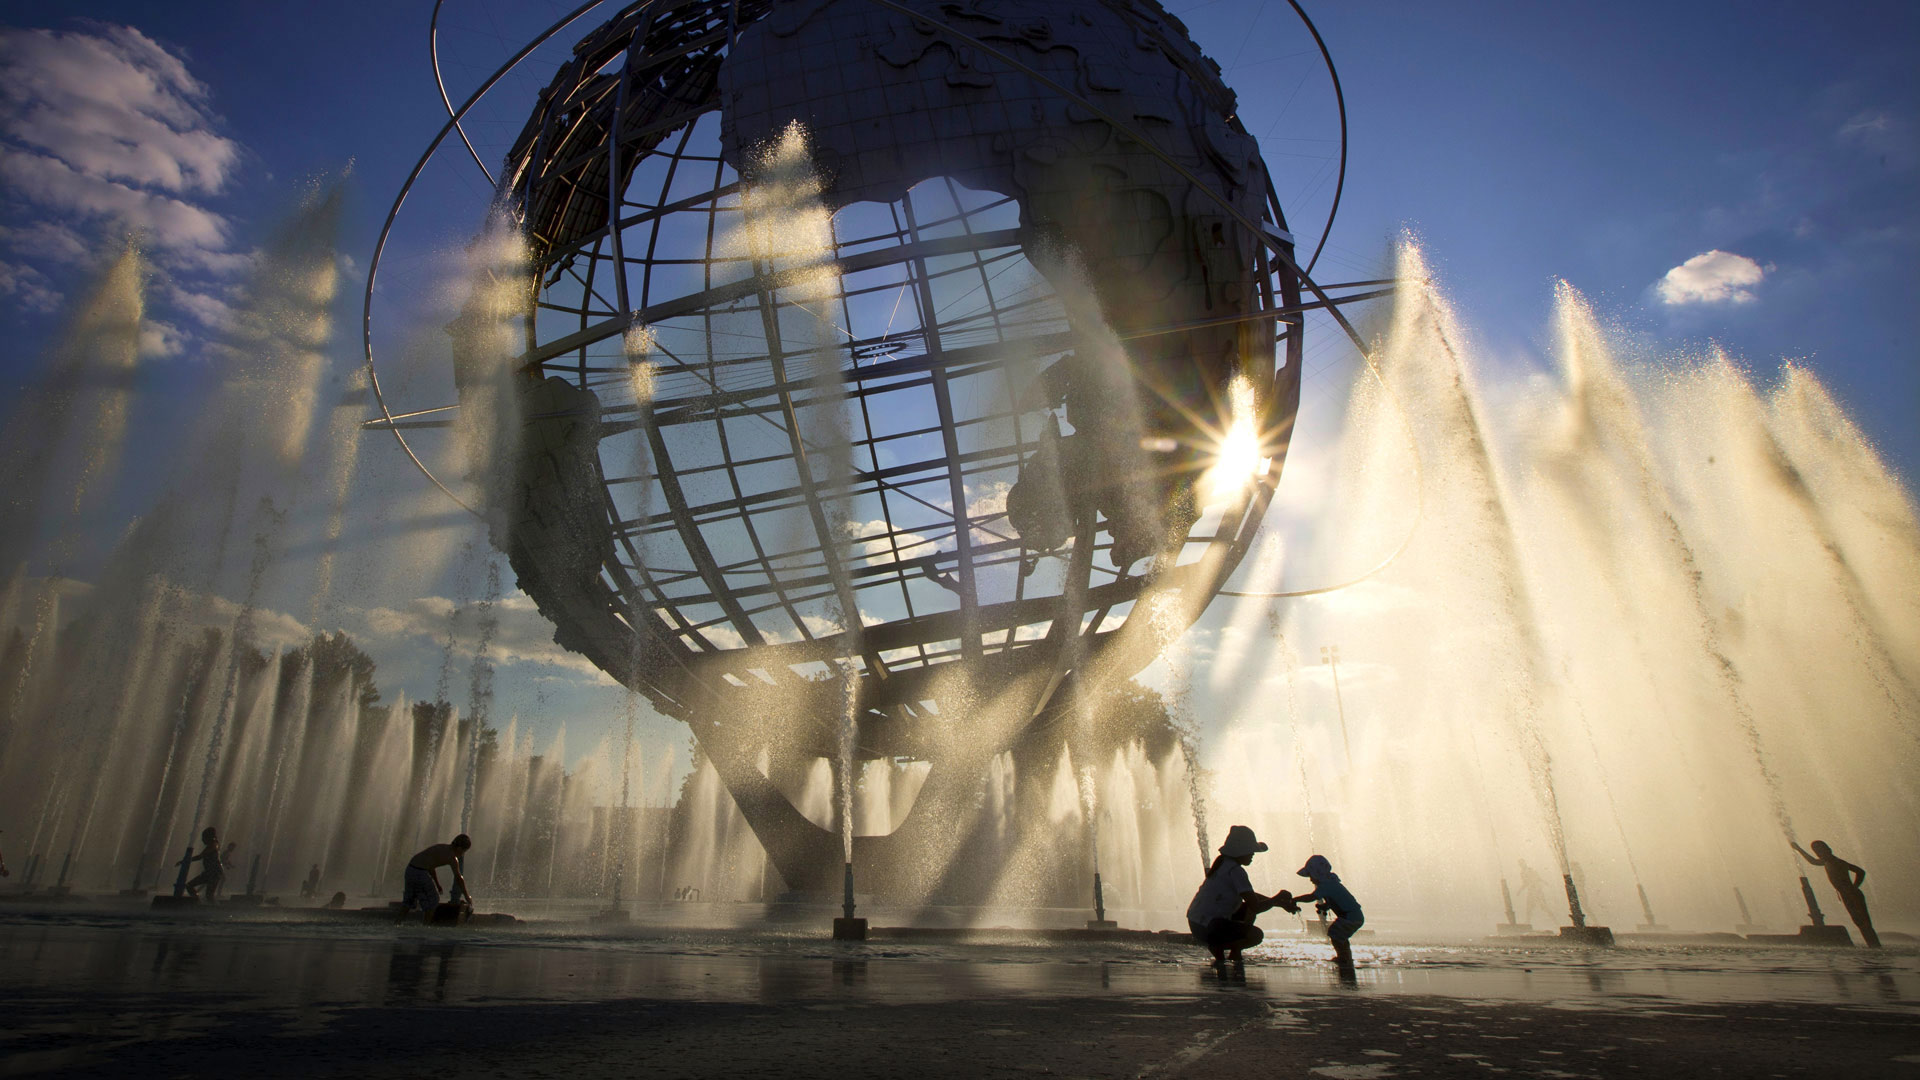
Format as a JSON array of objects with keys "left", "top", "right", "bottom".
[{"left": 2, "top": 904, "right": 1916, "bottom": 1077}]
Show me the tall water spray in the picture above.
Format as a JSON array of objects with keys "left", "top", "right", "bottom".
[
  {"left": 0, "top": 248, "right": 146, "bottom": 817},
  {"left": 460, "top": 559, "right": 501, "bottom": 833},
  {"left": 188, "top": 499, "right": 285, "bottom": 844},
  {"left": 1194, "top": 237, "right": 1920, "bottom": 935},
  {"left": 6, "top": 204, "right": 1913, "bottom": 931}
]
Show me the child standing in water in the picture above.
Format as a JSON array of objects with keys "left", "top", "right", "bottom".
[
  {"left": 184, "top": 828, "right": 225, "bottom": 901},
  {"left": 1294, "top": 854, "right": 1364, "bottom": 970}
]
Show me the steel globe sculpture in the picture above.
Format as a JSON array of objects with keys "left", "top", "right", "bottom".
[{"left": 368, "top": 0, "right": 1380, "bottom": 898}]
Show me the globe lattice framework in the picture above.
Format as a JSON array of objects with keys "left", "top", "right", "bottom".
[{"left": 429, "top": 0, "right": 1361, "bottom": 897}]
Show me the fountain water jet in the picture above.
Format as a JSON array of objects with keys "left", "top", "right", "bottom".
[
  {"left": 832, "top": 667, "right": 866, "bottom": 939},
  {"left": 460, "top": 559, "right": 501, "bottom": 833}
]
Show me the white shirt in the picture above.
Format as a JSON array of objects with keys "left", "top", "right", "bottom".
[{"left": 1187, "top": 860, "right": 1254, "bottom": 925}]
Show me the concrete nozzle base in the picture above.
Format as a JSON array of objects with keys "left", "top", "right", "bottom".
[
  {"left": 833, "top": 917, "right": 868, "bottom": 940},
  {"left": 1744, "top": 924, "right": 1854, "bottom": 946},
  {"left": 1085, "top": 919, "right": 1118, "bottom": 930},
  {"left": 1558, "top": 925, "right": 1615, "bottom": 946},
  {"left": 1796, "top": 924, "right": 1853, "bottom": 946}
]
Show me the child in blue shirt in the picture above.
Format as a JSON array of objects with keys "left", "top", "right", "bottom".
[{"left": 1294, "top": 854, "right": 1363, "bottom": 969}]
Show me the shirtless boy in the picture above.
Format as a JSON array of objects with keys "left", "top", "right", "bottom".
[
  {"left": 403, "top": 834, "right": 472, "bottom": 916},
  {"left": 1792, "top": 839, "right": 1879, "bottom": 948}
]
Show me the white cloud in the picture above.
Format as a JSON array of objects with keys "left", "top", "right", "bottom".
[
  {"left": 1655, "top": 250, "right": 1767, "bottom": 306},
  {"left": 845, "top": 517, "right": 938, "bottom": 565},
  {"left": 963, "top": 479, "right": 1016, "bottom": 545},
  {"left": 965, "top": 479, "right": 1010, "bottom": 520},
  {"left": 0, "top": 149, "right": 231, "bottom": 254},
  {"left": 0, "top": 219, "right": 89, "bottom": 264},
  {"left": 161, "top": 279, "right": 237, "bottom": 330},
  {"left": 1836, "top": 108, "right": 1915, "bottom": 169},
  {"left": 349, "top": 590, "right": 618, "bottom": 683},
  {"left": 0, "top": 25, "right": 238, "bottom": 194},
  {"left": 1838, "top": 110, "right": 1892, "bottom": 143},
  {"left": 0, "top": 258, "right": 60, "bottom": 312},
  {"left": 139, "top": 318, "right": 185, "bottom": 358},
  {"left": 840, "top": 480, "right": 1013, "bottom": 569},
  {"left": 0, "top": 23, "right": 245, "bottom": 352},
  {"left": 691, "top": 607, "right": 877, "bottom": 652}
]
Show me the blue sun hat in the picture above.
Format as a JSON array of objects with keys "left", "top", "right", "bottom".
[{"left": 1298, "top": 854, "right": 1332, "bottom": 878}]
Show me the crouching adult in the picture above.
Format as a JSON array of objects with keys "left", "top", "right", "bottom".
[{"left": 1187, "top": 825, "right": 1294, "bottom": 970}]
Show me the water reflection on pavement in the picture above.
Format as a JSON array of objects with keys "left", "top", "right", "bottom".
[
  {"left": 2, "top": 907, "right": 1914, "bottom": 1011},
  {"left": 4, "top": 908, "right": 1917, "bottom": 1079}
]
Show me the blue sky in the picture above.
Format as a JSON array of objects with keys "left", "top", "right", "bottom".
[
  {"left": 5, "top": 1, "right": 1910, "bottom": 460},
  {"left": 1, "top": 0, "right": 1915, "bottom": 755}
]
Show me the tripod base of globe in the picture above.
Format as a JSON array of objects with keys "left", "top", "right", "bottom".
[{"left": 683, "top": 663, "right": 1081, "bottom": 903}]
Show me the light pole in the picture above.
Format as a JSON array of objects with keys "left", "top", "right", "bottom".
[{"left": 1321, "top": 645, "right": 1353, "bottom": 770}]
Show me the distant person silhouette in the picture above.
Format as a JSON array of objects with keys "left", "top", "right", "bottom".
[
  {"left": 300, "top": 863, "right": 322, "bottom": 899},
  {"left": 1516, "top": 859, "right": 1555, "bottom": 925},
  {"left": 1792, "top": 840, "right": 1879, "bottom": 948},
  {"left": 1186, "top": 825, "right": 1293, "bottom": 972},
  {"left": 403, "top": 834, "right": 472, "bottom": 917},
  {"left": 184, "top": 827, "right": 225, "bottom": 900},
  {"left": 1294, "top": 854, "right": 1365, "bottom": 970}
]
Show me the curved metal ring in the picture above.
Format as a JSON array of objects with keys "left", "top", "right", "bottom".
[
  {"left": 1282, "top": 0, "right": 1346, "bottom": 277},
  {"left": 360, "top": 0, "right": 610, "bottom": 517},
  {"left": 430, "top": 0, "right": 498, "bottom": 187}
]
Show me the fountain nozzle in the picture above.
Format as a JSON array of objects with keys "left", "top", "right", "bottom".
[
  {"left": 148, "top": 844, "right": 199, "bottom": 910},
  {"left": 1789, "top": 875, "right": 1853, "bottom": 945},
  {"left": 1634, "top": 883, "right": 1667, "bottom": 932},
  {"left": 1798, "top": 875, "right": 1825, "bottom": 926},
  {"left": 833, "top": 861, "right": 866, "bottom": 940},
  {"left": 1085, "top": 871, "right": 1117, "bottom": 930},
  {"left": 1494, "top": 876, "right": 1530, "bottom": 935},
  {"left": 1556, "top": 872, "right": 1614, "bottom": 946}
]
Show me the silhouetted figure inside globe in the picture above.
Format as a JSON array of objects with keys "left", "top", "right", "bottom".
[{"left": 1792, "top": 840, "right": 1879, "bottom": 947}]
